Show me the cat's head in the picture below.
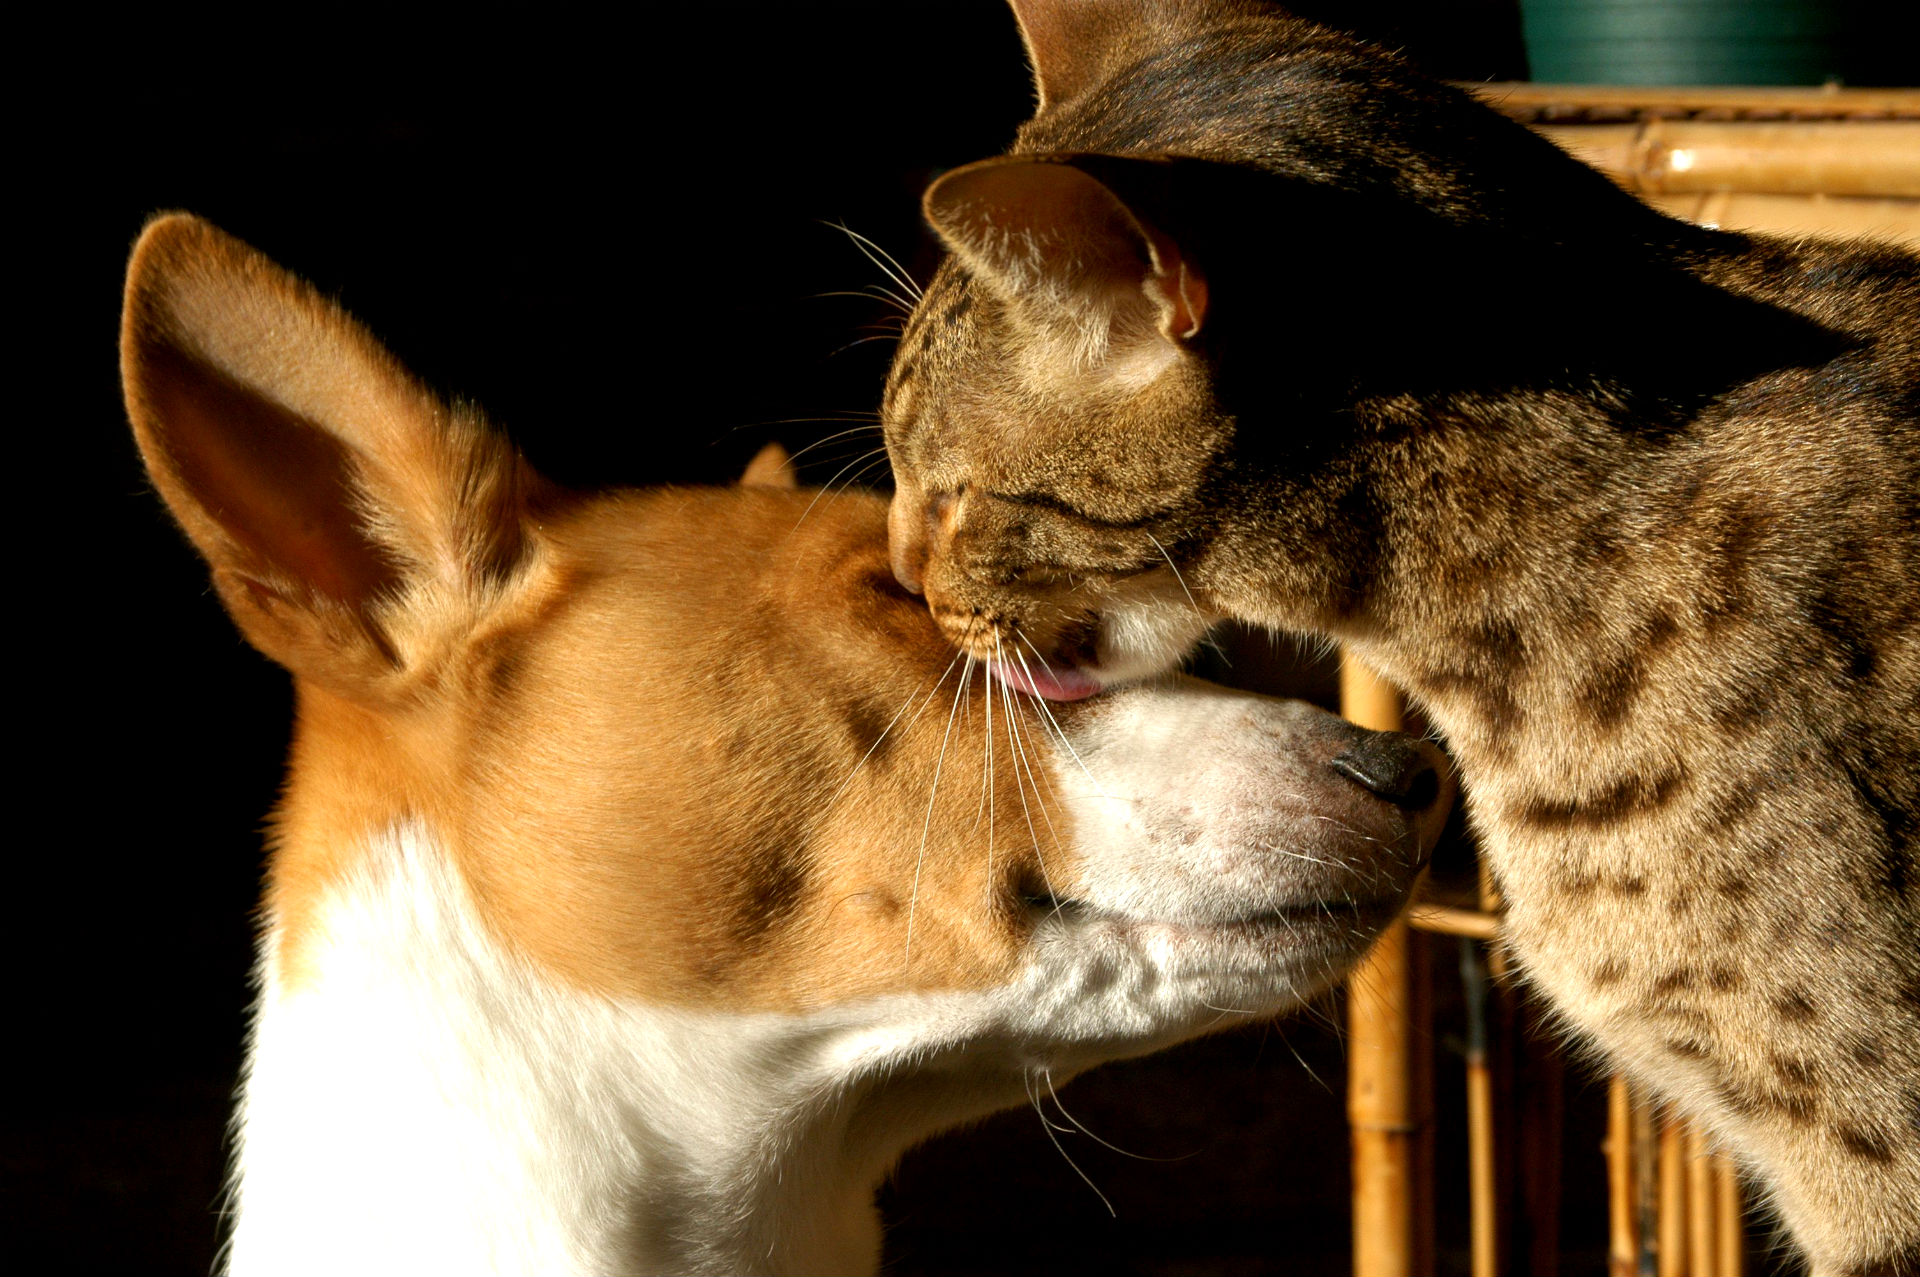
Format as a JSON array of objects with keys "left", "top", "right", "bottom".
[
  {"left": 881, "top": 0, "right": 1484, "bottom": 695},
  {"left": 882, "top": 0, "right": 1791, "bottom": 697},
  {"left": 882, "top": 154, "right": 1231, "bottom": 699}
]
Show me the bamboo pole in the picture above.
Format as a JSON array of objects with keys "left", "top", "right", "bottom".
[
  {"left": 1461, "top": 937, "right": 1497, "bottom": 1277},
  {"left": 1638, "top": 191, "right": 1920, "bottom": 247},
  {"left": 1607, "top": 1076, "right": 1636, "bottom": 1277},
  {"left": 1633, "top": 1097, "right": 1660, "bottom": 1277},
  {"left": 1514, "top": 1017, "right": 1565, "bottom": 1277},
  {"left": 1466, "top": 83, "right": 1920, "bottom": 121},
  {"left": 1658, "top": 1116, "right": 1688, "bottom": 1277},
  {"left": 1497, "top": 841, "right": 1559, "bottom": 1267},
  {"left": 1341, "top": 653, "right": 1404, "bottom": 735},
  {"left": 1467, "top": 1055, "right": 1498, "bottom": 1277},
  {"left": 1477, "top": 857, "right": 1507, "bottom": 980},
  {"left": 1407, "top": 902, "right": 1500, "bottom": 939},
  {"left": 1411, "top": 934, "right": 1436, "bottom": 1277},
  {"left": 1343, "top": 654, "right": 1417, "bottom": 1277},
  {"left": 1716, "top": 1157, "right": 1745, "bottom": 1277},
  {"left": 1349, "top": 920, "right": 1416, "bottom": 1277},
  {"left": 1688, "top": 1124, "right": 1718, "bottom": 1277},
  {"left": 1535, "top": 120, "right": 1920, "bottom": 198}
]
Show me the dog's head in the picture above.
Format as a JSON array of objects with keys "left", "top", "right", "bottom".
[{"left": 123, "top": 212, "right": 1450, "bottom": 1093}]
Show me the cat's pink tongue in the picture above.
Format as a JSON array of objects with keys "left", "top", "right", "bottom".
[{"left": 988, "top": 659, "right": 1103, "bottom": 702}]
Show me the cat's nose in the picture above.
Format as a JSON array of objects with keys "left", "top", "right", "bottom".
[{"left": 1331, "top": 733, "right": 1446, "bottom": 810}]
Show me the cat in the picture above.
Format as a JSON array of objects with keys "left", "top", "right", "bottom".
[{"left": 878, "top": 2, "right": 1920, "bottom": 1273}]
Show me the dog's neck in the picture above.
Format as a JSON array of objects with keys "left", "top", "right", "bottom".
[{"left": 227, "top": 823, "right": 943, "bottom": 1277}]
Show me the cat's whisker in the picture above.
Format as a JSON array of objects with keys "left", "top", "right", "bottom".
[
  {"left": 817, "top": 645, "right": 968, "bottom": 821},
  {"left": 1145, "top": 531, "right": 1204, "bottom": 618},
  {"left": 813, "top": 287, "right": 915, "bottom": 317},
  {"left": 827, "top": 332, "right": 903, "bottom": 359},
  {"left": 785, "top": 447, "right": 892, "bottom": 535},
  {"left": 900, "top": 647, "right": 973, "bottom": 741},
  {"left": 1198, "top": 1000, "right": 1257, "bottom": 1031},
  {"left": 838, "top": 453, "right": 894, "bottom": 492},
  {"left": 826, "top": 221, "right": 925, "bottom": 302},
  {"left": 720, "top": 415, "right": 879, "bottom": 442},
  {"left": 779, "top": 427, "right": 883, "bottom": 464},
  {"left": 1028, "top": 1078, "right": 1078, "bottom": 1138},
  {"left": 980, "top": 643, "right": 997, "bottom": 905},
  {"left": 817, "top": 458, "right": 893, "bottom": 491},
  {"left": 977, "top": 639, "right": 994, "bottom": 833},
  {"left": 995, "top": 634, "right": 1066, "bottom": 913},
  {"left": 1009, "top": 637, "right": 1125, "bottom": 804},
  {"left": 1303, "top": 813, "right": 1371, "bottom": 840},
  {"left": 813, "top": 446, "right": 890, "bottom": 493}
]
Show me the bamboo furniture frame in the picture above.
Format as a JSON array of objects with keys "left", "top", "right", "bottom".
[{"left": 1340, "top": 85, "right": 1917, "bottom": 1277}]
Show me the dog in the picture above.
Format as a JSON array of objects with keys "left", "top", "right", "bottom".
[{"left": 120, "top": 213, "right": 1453, "bottom": 1275}]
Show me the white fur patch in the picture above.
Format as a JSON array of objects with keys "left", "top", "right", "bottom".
[{"left": 223, "top": 819, "right": 1351, "bottom": 1275}]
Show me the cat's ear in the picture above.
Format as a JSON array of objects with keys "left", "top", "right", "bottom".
[
  {"left": 121, "top": 214, "right": 537, "bottom": 698},
  {"left": 924, "top": 154, "right": 1206, "bottom": 375},
  {"left": 1007, "top": 0, "right": 1157, "bottom": 109}
]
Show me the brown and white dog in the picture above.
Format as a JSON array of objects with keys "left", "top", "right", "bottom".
[{"left": 121, "top": 215, "right": 1453, "bottom": 1276}]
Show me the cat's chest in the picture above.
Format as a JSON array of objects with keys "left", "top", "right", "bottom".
[{"left": 1458, "top": 721, "right": 1883, "bottom": 1026}]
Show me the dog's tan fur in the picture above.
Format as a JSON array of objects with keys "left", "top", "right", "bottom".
[{"left": 124, "top": 216, "right": 1092, "bottom": 1009}]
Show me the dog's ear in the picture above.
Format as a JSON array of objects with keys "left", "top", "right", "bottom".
[
  {"left": 121, "top": 214, "right": 537, "bottom": 698},
  {"left": 740, "top": 441, "right": 797, "bottom": 489}
]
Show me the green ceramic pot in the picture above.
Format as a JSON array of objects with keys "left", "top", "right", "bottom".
[{"left": 1519, "top": 0, "right": 1856, "bottom": 85}]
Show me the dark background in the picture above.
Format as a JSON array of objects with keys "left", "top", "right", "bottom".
[{"left": 16, "top": 2, "right": 1650, "bottom": 1272}]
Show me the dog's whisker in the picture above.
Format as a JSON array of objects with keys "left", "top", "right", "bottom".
[
  {"left": 1257, "top": 842, "right": 1342, "bottom": 869},
  {"left": 1025, "top": 1068, "right": 1117, "bottom": 1217},
  {"left": 1272, "top": 1022, "right": 1334, "bottom": 1094},
  {"left": 1041, "top": 1067, "right": 1191, "bottom": 1163}
]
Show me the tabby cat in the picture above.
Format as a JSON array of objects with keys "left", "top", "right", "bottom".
[{"left": 880, "top": 2, "right": 1920, "bottom": 1272}]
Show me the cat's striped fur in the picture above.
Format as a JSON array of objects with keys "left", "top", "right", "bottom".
[{"left": 881, "top": 3, "right": 1920, "bottom": 1272}]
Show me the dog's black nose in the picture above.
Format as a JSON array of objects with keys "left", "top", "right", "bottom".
[{"left": 1331, "top": 734, "right": 1444, "bottom": 810}]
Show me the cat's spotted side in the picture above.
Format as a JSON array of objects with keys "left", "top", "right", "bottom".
[{"left": 882, "top": 3, "right": 1920, "bottom": 1273}]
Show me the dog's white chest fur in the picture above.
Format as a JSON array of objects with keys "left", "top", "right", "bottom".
[{"left": 229, "top": 825, "right": 879, "bottom": 1277}]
